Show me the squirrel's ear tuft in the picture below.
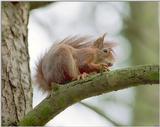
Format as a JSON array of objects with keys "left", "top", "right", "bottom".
[{"left": 93, "top": 33, "right": 106, "bottom": 49}]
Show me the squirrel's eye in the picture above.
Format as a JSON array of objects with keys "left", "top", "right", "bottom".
[{"left": 103, "top": 48, "right": 108, "bottom": 53}]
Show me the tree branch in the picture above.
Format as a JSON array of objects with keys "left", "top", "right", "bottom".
[
  {"left": 29, "top": 2, "right": 54, "bottom": 10},
  {"left": 19, "top": 65, "right": 159, "bottom": 126},
  {"left": 80, "top": 102, "right": 123, "bottom": 126}
]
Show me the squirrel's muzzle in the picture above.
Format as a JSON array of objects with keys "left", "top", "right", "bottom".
[{"left": 107, "top": 63, "right": 113, "bottom": 67}]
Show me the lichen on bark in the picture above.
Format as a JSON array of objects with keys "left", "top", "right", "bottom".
[
  {"left": 2, "top": 2, "right": 32, "bottom": 125},
  {"left": 19, "top": 65, "right": 159, "bottom": 126}
]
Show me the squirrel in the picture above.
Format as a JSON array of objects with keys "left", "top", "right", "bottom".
[{"left": 35, "top": 34, "right": 116, "bottom": 92}]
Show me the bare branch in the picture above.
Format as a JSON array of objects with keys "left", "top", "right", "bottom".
[
  {"left": 19, "top": 65, "right": 159, "bottom": 126},
  {"left": 80, "top": 102, "right": 123, "bottom": 126},
  {"left": 29, "top": 2, "right": 54, "bottom": 10}
]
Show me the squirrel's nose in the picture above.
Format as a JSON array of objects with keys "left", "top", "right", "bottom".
[{"left": 108, "top": 63, "right": 113, "bottom": 67}]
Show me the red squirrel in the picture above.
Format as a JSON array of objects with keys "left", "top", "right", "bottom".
[{"left": 35, "top": 34, "right": 116, "bottom": 92}]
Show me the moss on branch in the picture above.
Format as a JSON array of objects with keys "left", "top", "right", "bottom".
[{"left": 19, "top": 65, "right": 159, "bottom": 126}]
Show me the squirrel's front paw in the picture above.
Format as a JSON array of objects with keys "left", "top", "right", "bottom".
[
  {"left": 77, "top": 72, "right": 89, "bottom": 80},
  {"left": 100, "top": 63, "right": 110, "bottom": 71}
]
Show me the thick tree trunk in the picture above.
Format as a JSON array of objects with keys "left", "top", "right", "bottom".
[
  {"left": 124, "top": 2, "right": 159, "bottom": 125},
  {"left": 2, "top": 2, "right": 32, "bottom": 126}
]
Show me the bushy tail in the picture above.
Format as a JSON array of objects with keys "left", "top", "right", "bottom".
[{"left": 35, "top": 57, "right": 51, "bottom": 92}]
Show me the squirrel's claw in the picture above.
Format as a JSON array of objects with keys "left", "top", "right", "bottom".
[
  {"left": 77, "top": 72, "right": 89, "bottom": 80},
  {"left": 100, "top": 63, "right": 110, "bottom": 72}
]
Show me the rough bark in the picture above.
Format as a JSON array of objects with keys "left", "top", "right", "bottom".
[
  {"left": 19, "top": 65, "right": 159, "bottom": 126},
  {"left": 2, "top": 2, "right": 32, "bottom": 126}
]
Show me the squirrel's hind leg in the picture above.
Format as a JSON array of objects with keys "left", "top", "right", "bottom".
[{"left": 62, "top": 51, "right": 79, "bottom": 81}]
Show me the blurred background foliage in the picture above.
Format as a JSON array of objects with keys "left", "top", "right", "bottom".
[{"left": 28, "top": 2, "right": 159, "bottom": 126}]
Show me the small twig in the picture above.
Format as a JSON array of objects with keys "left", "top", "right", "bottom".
[{"left": 80, "top": 102, "right": 123, "bottom": 126}]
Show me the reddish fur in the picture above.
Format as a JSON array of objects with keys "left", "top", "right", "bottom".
[
  {"left": 35, "top": 58, "right": 51, "bottom": 91},
  {"left": 35, "top": 34, "right": 116, "bottom": 92}
]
